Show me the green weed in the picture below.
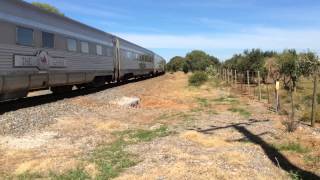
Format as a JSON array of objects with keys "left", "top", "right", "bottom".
[
  {"left": 228, "top": 107, "right": 251, "bottom": 118},
  {"left": 274, "top": 142, "right": 309, "bottom": 154}
]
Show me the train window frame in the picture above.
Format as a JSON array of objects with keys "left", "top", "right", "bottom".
[
  {"left": 42, "top": 32, "right": 54, "bottom": 48},
  {"left": 96, "top": 44, "right": 103, "bottom": 56},
  {"left": 67, "top": 38, "right": 77, "bottom": 52},
  {"left": 80, "top": 41, "right": 89, "bottom": 54},
  {"left": 16, "top": 26, "right": 34, "bottom": 47}
]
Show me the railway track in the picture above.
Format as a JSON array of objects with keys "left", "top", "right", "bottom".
[{"left": 0, "top": 75, "right": 153, "bottom": 115}]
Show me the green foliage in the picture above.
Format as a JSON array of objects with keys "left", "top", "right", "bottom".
[
  {"left": 304, "top": 154, "right": 320, "bottom": 166},
  {"left": 182, "top": 62, "right": 189, "bottom": 74},
  {"left": 92, "top": 126, "right": 169, "bottom": 179},
  {"left": 185, "top": 50, "right": 220, "bottom": 71},
  {"left": 277, "top": 49, "right": 301, "bottom": 89},
  {"left": 16, "top": 172, "right": 43, "bottom": 180},
  {"left": 289, "top": 171, "right": 302, "bottom": 180},
  {"left": 188, "top": 71, "right": 208, "bottom": 86},
  {"left": 205, "top": 65, "right": 218, "bottom": 78},
  {"left": 213, "top": 96, "right": 239, "bottom": 104},
  {"left": 166, "top": 50, "right": 220, "bottom": 72},
  {"left": 31, "top": 2, "right": 64, "bottom": 16},
  {"left": 228, "top": 107, "right": 251, "bottom": 118},
  {"left": 91, "top": 139, "right": 137, "bottom": 180},
  {"left": 166, "top": 56, "right": 185, "bottom": 72},
  {"left": 51, "top": 168, "right": 89, "bottom": 180},
  {"left": 299, "top": 51, "right": 319, "bottom": 77},
  {"left": 128, "top": 126, "right": 170, "bottom": 142},
  {"left": 223, "top": 49, "right": 275, "bottom": 80},
  {"left": 274, "top": 142, "right": 309, "bottom": 153}
]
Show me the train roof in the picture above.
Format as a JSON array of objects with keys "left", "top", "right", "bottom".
[{"left": 2, "top": 0, "right": 160, "bottom": 56}]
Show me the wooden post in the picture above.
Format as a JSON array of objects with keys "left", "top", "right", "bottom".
[
  {"left": 266, "top": 84, "right": 270, "bottom": 103},
  {"left": 275, "top": 81, "right": 280, "bottom": 113},
  {"left": 258, "top": 71, "right": 262, "bottom": 101},
  {"left": 227, "top": 69, "right": 230, "bottom": 84},
  {"left": 234, "top": 69, "right": 237, "bottom": 84},
  {"left": 247, "top": 70, "right": 250, "bottom": 91},
  {"left": 311, "top": 73, "right": 318, "bottom": 127}
]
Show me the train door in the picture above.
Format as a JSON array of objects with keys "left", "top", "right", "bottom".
[{"left": 113, "top": 38, "right": 121, "bottom": 81}]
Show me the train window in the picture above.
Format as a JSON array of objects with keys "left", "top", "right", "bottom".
[
  {"left": 67, "top": 38, "right": 77, "bottom": 52},
  {"left": 96, "top": 45, "right": 102, "bottom": 55},
  {"left": 106, "top": 47, "right": 113, "bottom": 57},
  {"left": 126, "top": 51, "right": 131, "bottom": 59},
  {"left": 42, "top": 32, "right": 54, "bottom": 48},
  {"left": 135, "top": 54, "right": 139, "bottom": 60},
  {"left": 81, "top": 41, "right": 89, "bottom": 53},
  {"left": 16, "top": 27, "right": 33, "bottom": 46}
]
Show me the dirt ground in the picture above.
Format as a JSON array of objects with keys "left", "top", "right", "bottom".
[{"left": 0, "top": 72, "right": 319, "bottom": 179}]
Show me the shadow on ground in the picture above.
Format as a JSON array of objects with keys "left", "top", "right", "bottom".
[{"left": 193, "top": 119, "right": 320, "bottom": 180}]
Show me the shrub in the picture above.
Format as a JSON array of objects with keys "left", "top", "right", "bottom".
[
  {"left": 182, "top": 63, "right": 189, "bottom": 74},
  {"left": 188, "top": 72, "right": 208, "bottom": 86}
]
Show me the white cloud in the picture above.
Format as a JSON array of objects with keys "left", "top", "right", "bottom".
[{"left": 114, "top": 28, "right": 320, "bottom": 51}]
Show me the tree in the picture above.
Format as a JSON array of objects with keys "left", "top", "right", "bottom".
[
  {"left": 300, "top": 51, "right": 320, "bottom": 127},
  {"left": 185, "top": 50, "right": 220, "bottom": 71},
  {"left": 32, "top": 2, "right": 64, "bottom": 16},
  {"left": 182, "top": 62, "right": 189, "bottom": 74},
  {"left": 166, "top": 56, "right": 185, "bottom": 72},
  {"left": 278, "top": 49, "right": 301, "bottom": 132}
]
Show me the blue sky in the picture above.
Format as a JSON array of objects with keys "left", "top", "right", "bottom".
[{"left": 26, "top": 0, "right": 320, "bottom": 61}]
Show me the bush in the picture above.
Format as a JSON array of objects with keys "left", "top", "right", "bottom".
[
  {"left": 188, "top": 72, "right": 208, "bottom": 86},
  {"left": 182, "top": 63, "right": 189, "bottom": 74}
]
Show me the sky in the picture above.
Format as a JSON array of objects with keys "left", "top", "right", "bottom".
[{"left": 25, "top": 0, "right": 320, "bottom": 61}]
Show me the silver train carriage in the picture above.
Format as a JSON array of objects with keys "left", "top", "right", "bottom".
[{"left": 0, "top": 0, "right": 166, "bottom": 101}]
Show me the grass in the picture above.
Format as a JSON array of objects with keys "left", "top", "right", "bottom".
[
  {"left": 50, "top": 168, "right": 90, "bottom": 180},
  {"left": 289, "top": 170, "right": 302, "bottom": 180},
  {"left": 213, "top": 96, "right": 239, "bottom": 104},
  {"left": 128, "top": 126, "right": 170, "bottom": 142},
  {"left": 92, "top": 126, "right": 170, "bottom": 179},
  {"left": 15, "top": 172, "right": 43, "bottom": 180},
  {"left": 304, "top": 155, "right": 320, "bottom": 166},
  {"left": 10, "top": 126, "right": 170, "bottom": 180},
  {"left": 228, "top": 107, "right": 251, "bottom": 118},
  {"left": 274, "top": 142, "right": 309, "bottom": 154},
  {"left": 196, "top": 97, "right": 210, "bottom": 108},
  {"left": 91, "top": 139, "right": 138, "bottom": 180}
]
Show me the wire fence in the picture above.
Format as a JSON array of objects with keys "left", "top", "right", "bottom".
[{"left": 217, "top": 68, "right": 320, "bottom": 127}]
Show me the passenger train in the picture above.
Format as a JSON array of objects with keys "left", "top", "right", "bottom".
[{"left": 0, "top": 0, "right": 166, "bottom": 101}]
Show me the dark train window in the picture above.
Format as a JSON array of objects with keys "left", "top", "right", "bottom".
[
  {"left": 16, "top": 27, "right": 33, "bottom": 46},
  {"left": 42, "top": 32, "right": 54, "bottom": 48},
  {"left": 67, "top": 38, "right": 77, "bottom": 52}
]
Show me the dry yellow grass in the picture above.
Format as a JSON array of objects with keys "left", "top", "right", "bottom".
[
  {"left": 15, "top": 158, "right": 79, "bottom": 175},
  {"left": 115, "top": 162, "right": 237, "bottom": 180},
  {"left": 180, "top": 131, "right": 230, "bottom": 148}
]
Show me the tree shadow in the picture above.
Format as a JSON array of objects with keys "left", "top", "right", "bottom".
[
  {"left": 195, "top": 119, "right": 320, "bottom": 180},
  {"left": 0, "top": 75, "right": 155, "bottom": 115}
]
